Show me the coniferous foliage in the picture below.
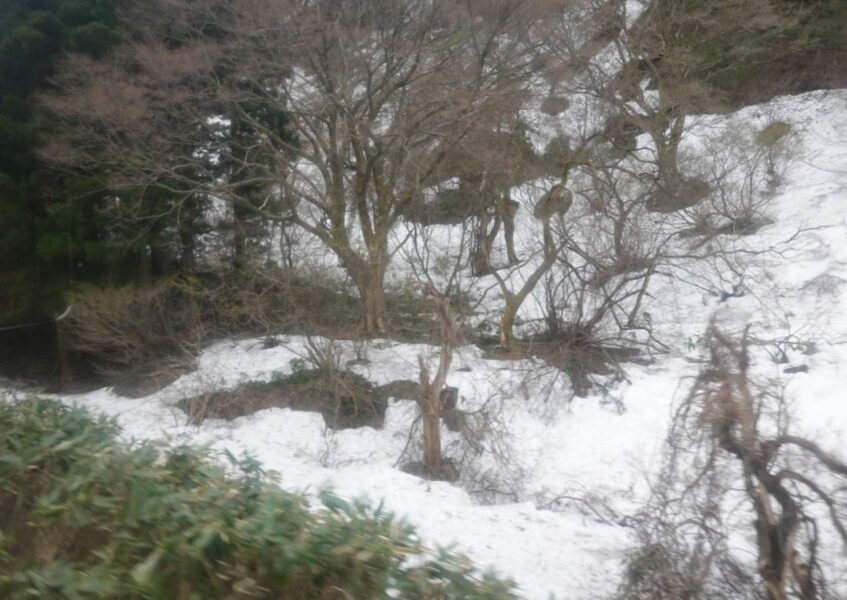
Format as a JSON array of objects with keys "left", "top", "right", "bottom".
[{"left": 0, "top": 0, "right": 125, "bottom": 326}]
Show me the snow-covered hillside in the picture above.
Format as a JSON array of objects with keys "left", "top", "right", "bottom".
[{"left": 5, "top": 89, "right": 847, "bottom": 599}]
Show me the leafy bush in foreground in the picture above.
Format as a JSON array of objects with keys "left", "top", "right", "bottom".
[{"left": 0, "top": 398, "right": 516, "bottom": 599}]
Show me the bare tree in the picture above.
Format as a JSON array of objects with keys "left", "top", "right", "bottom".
[
  {"left": 41, "top": 0, "right": 540, "bottom": 333},
  {"left": 484, "top": 0, "right": 791, "bottom": 393},
  {"left": 622, "top": 324, "right": 847, "bottom": 599},
  {"left": 409, "top": 115, "right": 541, "bottom": 275},
  {"left": 494, "top": 180, "right": 568, "bottom": 351},
  {"left": 538, "top": 0, "right": 722, "bottom": 212},
  {"left": 416, "top": 282, "right": 459, "bottom": 479}
]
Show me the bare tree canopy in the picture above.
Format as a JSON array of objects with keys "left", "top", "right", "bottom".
[{"left": 41, "top": 0, "right": 546, "bottom": 332}]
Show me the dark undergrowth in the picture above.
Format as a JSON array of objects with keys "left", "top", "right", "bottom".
[
  {"left": 47, "top": 263, "right": 645, "bottom": 402},
  {"left": 52, "top": 268, "right": 473, "bottom": 398}
]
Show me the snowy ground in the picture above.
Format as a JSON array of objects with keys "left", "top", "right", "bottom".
[{"left": 4, "top": 89, "right": 847, "bottom": 599}]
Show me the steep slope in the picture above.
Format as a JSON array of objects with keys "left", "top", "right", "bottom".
[{"left": 4, "top": 89, "right": 847, "bottom": 599}]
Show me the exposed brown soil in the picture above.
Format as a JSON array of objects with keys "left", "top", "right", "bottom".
[
  {"left": 177, "top": 372, "right": 469, "bottom": 434},
  {"left": 178, "top": 369, "right": 387, "bottom": 429},
  {"left": 401, "top": 459, "right": 459, "bottom": 482}
]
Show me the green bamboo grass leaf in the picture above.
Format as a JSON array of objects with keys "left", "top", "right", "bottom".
[{"left": 130, "top": 548, "right": 162, "bottom": 584}]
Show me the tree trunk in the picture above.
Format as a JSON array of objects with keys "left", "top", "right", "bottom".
[
  {"left": 416, "top": 284, "right": 457, "bottom": 479},
  {"left": 418, "top": 355, "right": 442, "bottom": 473},
  {"left": 499, "top": 298, "right": 521, "bottom": 351},
  {"left": 500, "top": 194, "right": 520, "bottom": 265},
  {"left": 471, "top": 211, "right": 499, "bottom": 276},
  {"left": 655, "top": 114, "right": 686, "bottom": 194},
  {"left": 498, "top": 222, "right": 557, "bottom": 351},
  {"left": 657, "top": 146, "right": 682, "bottom": 194},
  {"left": 332, "top": 238, "right": 390, "bottom": 335},
  {"left": 363, "top": 280, "right": 387, "bottom": 333},
  {"left": 352, "top": 264, "right": 388, "bottom": 334}
]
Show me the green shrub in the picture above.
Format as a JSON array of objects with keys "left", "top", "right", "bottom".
[{"left": 0, "top": 398, "right": 517, "bottom": 599}]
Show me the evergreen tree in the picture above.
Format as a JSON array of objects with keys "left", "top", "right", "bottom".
[{"left": 0, "top": 0, "right": 125, "bottom": 325}]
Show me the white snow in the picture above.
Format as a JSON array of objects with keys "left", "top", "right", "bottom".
[{"left": 4, "top": 88, "right": 847, "bottom": 599}]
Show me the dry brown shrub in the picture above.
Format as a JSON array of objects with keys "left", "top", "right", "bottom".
[
  {"left": 58, "top": 282, "right": 204, "bottom": 396},
  {"left": 55, "top": 267, "right": 367, "bottom": 395}
]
